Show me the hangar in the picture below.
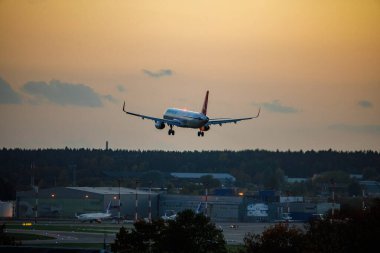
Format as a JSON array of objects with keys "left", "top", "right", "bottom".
[{"left": 16, "top": 187, "right": 158, "bottom": 220}]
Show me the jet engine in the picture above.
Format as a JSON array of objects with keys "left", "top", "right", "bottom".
[
  {"left": 155, "top": 121, "right": 165, "bottom": 130},
  {"left": 200, "top": 125, "right": 210, "bottom": 131}
]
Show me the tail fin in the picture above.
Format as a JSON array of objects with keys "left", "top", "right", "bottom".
[
  {"left": 196, "top": 202, "right": 204, "bottom": 214},
  {"left": 201, "top": 90, "right": 209, "bottom": 115},
  {"left": 105, "top": 201, "right": 112, "bottom": 214}
]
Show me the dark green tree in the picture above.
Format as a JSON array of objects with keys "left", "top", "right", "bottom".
[
  {"left": 200, "top": 175, "right": 221, "bottom": 189},
  {"left": 160, "top": 209, "right": 227, "bottom": 253},
  {"left": 111, "top": 220, "right": 165, "bottom": 253},
  {"left": 111, "top": 210, "right": 227, "bottom": 253},
  {"left": 0, "top": 224, "right": 19, "bottom": 245},
  {"left": 240, "top": 199, "right": 380, "bottom": 253},
  {"left": 241, "top": 223, "right": 305, "bottom": 253}
]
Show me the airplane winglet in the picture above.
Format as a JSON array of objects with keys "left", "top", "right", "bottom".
[
  {"left": 254, "top": 107, "right": 261, "bottom": 118},
  {"left": 123, "top": 101, "right": 126, "bottom": 113}
]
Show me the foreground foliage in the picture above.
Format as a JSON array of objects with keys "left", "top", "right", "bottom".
[
  {"left": 241, "top": 199, "right": 380, "bottom": 253},
  {"left": 1, "top": 149, "right": 379, "bottom": 199},
  {"left": 111, "top": 209, "right": 227, "bottom": 253},
  {"left": 0, "top": 224, "right": 19, "bottom": 246}
]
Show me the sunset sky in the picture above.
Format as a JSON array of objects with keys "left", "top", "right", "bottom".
[{"left": 1, "top": 0, "right": 379, "bottom": 151}]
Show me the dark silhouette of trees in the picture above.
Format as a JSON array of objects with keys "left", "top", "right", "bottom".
[
  {"left": 242, "top": 223, "right": 305, "bottom": 253},
  {"left": 240, "top": 199, "right": 380, "bottom": 253},
  {"left": 111, "top": 209, "right": 226, "bottom": 253},
  {"left": 111, "top": 220, "right": 165, "bottom": 253},
  {"left": 0, "top": 224, "right": 19, "bottom": 246},
  {"left": 1, "top": 148, "right": 379, "bottom": 199}
]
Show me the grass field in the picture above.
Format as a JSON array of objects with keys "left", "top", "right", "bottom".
[
  {"left": 6, "top": 232, "right": 55, "bottom": 240},
  {"left": 24, "top": 243, "right": 106, "bottom": 249},
  {"left": 5, "top": 223, "right": 127, "bottom": 234}
]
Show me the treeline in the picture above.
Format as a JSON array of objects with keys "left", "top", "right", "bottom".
[{"left": 1, "top": 149, "right": 379, "bottom": 200}]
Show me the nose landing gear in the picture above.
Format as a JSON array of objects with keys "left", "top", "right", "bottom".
[{"left": 197, "top": 131, "right": 204, "bottom": 137}]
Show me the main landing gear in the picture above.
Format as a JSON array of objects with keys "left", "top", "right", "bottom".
[
  {"left": 168, "top": 125, "right": 175, "bottom": 136},
  {"left": 197, "top": 131, "right": 204, "bottom": 137}
]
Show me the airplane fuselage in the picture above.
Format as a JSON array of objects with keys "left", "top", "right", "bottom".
[
  {"left": 163, "top": 108, "right": 209, "bottom": 128},
  {"left": 77, "top": 212, "right": 111, "bottom": 220},
  {"left": 122, "top": 90, "right": 260, "bottom": 137}
]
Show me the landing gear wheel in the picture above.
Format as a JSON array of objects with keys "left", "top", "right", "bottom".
[
  {"left": 197, "top": 131, "right": 201, "bottom": 137},
  {"left": 201, "top": 132, "right": 204, "bottom": 137},
  {"left": 168, "top": 128, "right": 175, "bottom": 136}
]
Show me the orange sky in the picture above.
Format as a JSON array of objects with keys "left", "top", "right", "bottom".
[{"left": 0, "top": 0, "right": 379, "bottom": 151}]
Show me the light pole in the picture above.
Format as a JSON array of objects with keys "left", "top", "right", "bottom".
[
  {"left": 118, "top": 180, "right": 121, "bottom": 224},
  {"left": 205, "top": 187, "right": 208, "bottom": 217},
  {"left": 34, "top": 185, "right": 38, "bottom": 224},
  {"left": 330, "top": 178, "right": 336, "bottom": 218},
  {"left": 135, "top": 180, "right": 139, "bottom": 222},
  {"left": 51, "top": 193, "right": 56, "bottom": 218},
  {"left": 362, "top": 188, "right": 366, "bottom": 211},
  {"left": 148, "top": 181, "right": 152, "bottom": 223}
]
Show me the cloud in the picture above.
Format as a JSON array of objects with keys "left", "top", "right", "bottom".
[
  {"left": 22, "top": 80, "right": 103, "bottom": 107},
  {"left": 103, "top": 94, "right": 118, "bottom": 103},
  {"left": 358, "top": 100, "right": 373, "bottom": 108},
  {"left": 257, "top": 100, "right": 298, "bottom": 113},
  {"left": 143, "top": 69, "right": 173, "bottom": 78},
  {"left": 117, "top": 85, "right": 125, "bottom": 92},
  {"left": 329, "top": 124, "right": 380, "bottom": 134},
  {"left": 0, "top": 77, "right": 22, "bottom": 104}
]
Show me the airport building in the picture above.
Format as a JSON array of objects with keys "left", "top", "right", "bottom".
[
  {"left": 16, "top": 187, "right": 337, "bottom": 223},
  {"left": 159, "top": 194, "right": 242, "bottom": 222},
  {"left": 16, "top": 187, "right": 159, "bottom": 220}
]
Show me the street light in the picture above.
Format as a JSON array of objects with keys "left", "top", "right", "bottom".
[
  {"left": 135, "top": 180, "right": 139, "bottom": 222},
  {"left": 118, "top": 179, "right": 121, "bottom": 224}
]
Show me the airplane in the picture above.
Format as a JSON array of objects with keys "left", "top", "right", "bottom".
[
  {"left": 122, "top": 90, "right": 260, "bottom": 137},
  {"left": 161, "top": 209, "right": 177, "bottom": 221},
  {"left": 75, "top": 201, "right": 112, "bottom": 223},
  {"left": 161, "top": 202, "right": 206, "bottom": 221}
]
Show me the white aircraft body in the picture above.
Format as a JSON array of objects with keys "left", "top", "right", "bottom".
[
  {"left": 161, "top": 210, "right": 177, "bottom": 221},
  {"left": 75, "top": 201, "right": 112, "bottom": 223},
  {"left": 161, "top": 202, "right": 206, "bottom": 221},
  {"left": 123, "top": 90, "right": 260, "bottom": 137}
]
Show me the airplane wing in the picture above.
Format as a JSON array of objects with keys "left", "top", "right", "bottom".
[
  {"left": 122, "top": 102, "right": 183, "bottom": 127},
  {"left": 206, "top": 108, "right": 260, "bottom": 126}
]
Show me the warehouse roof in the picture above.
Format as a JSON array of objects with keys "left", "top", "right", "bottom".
[
  {"left": 66, "top": 187, "right": 153, "bottom": 195},
  {"left": 170, "top": 172, "right": 235, "bottom": 182}
]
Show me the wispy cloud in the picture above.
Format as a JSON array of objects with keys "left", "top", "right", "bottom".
[
  {"left": 358, "top": 100, "right": 373, "bottom": 108},
  {"left": 117, "top": 85, "right": 125, "bottom": 92},
  {"left": 257, "top": 100, "right": 298, "bottom": 113},
  {"left": 143, "top": 69, "right": 173, "bottom": 78},
  {"left": 22, "top": 80, "right": 103, "bottom": 107},
  {"left": 329, "top": 124, "right": 380, "bottom": 134},
  {"left": 0, "top": 77, "right": 22, "bottom": 104},
  {"left": 103, "top": 94, "right": 118, "bottom": 104}
]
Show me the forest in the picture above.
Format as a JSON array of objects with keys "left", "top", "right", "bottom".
[{"left": 1, "top": 148, "right": 379, "bottom": 200}]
